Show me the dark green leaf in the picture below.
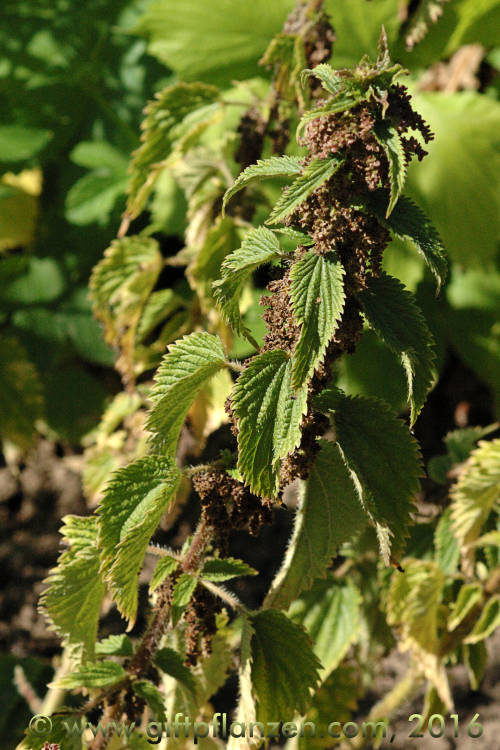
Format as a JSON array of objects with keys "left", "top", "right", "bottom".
[{"left": 357, "top": 272, "right": 436, "bottom": 425}]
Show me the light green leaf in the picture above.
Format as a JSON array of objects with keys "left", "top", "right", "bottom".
[
  {"left": 150, "top": 555, "right": 180, "bottom": 592},
  {"left": 276, "top": 227, "right": 314, "bottom": 246},
  {"left": 407, "top": 91, "right": 500, "bottom": 266},
  {"left": 289, "top": 577, "right": 360, "bottom": 682},
  {"left": 265, "top": 441, "right": 367, "bottom": 610},
  {"left": 70, "top": 141, "right": 129, "bottom": 171},
  {"left": 434, "top": 508, "right": 460, "bottom": 576},
  {"left": 98, "top": 455, "right": 181, "bottom": 623},
  {"left": 222, "top": 156, "right": 302, "bottom": 215},
  {"left": 267, "top": 157, "right": 344, "bottom": 225},
  {"left": 374, "top": 122, "right": 406, "bottom": 218},
  {"left": 55, "top": 661, "right": 126, "bottom": 689},
  {"left": 132, "top": 681, "right": 167, "bottom": 721},
  {"left": 89, "top": 235, "right": 163, "bottom": 380},
  {"left": 300, "top": 64, "right": 342, "bottom": 95},
  {"left": 66, "top": 171, "right": 128, "bottom": 226},
  {"left": 448, "top": 584, "right": 483, "bottom": 632},
  {"left": 147, "top": 332, "right": 227, "bottom": 455},
  {"left": 324, "top": 0, "right": 400, "bottom": 69},
  {"left": 464, "top": 641, "right": 487, "bottom": 691},
  {"left": 249, "top": 609, "right": 321, "bottom": 724},
  {"left": 154, "top": 647, "right": 197, "bottom": 694},
  {"left": 317, "top": 390, "right": 422, "bottom": 561},
  {"left": 134, "top": 0, "right": 295, "bottom": 87},
  {"left": 171, "top": 574, "right": 197, "bottom": 626},
  {"left": 357, "top": 272, "right": 436, "bottom": 425},
  {"left": 202, "top": 557, "right": 257, "bottom": 582},
  {"left": 451, "top": 439, "right": 500, "bottom": 555},
  {"left": 367, "top": 191, "right": 447, "bottom": 292},
  {"left": 213, "top": 227, "right": 281, "bottom": 341},
  {"left": 188, "top": 216, "right": 240, "bottom": 313},
  {"left": 232, "top": 350, "right": 308, "bottom": 498},
  {"left": 290, "top": 249, "right": 345, "bottom": 389},
  {"left": 0, "top": 125, "right": 51, "bottom": 161},
  {"left": 465, "top": 596, "right": 500, "bottom": 645},
  {"left": 40, "top": 516, "right": 104, "bottom": 660},
  {"left": 95, "top": 634, "right": 133, "bottom": 657},
  {"left": 126, "top": 82, "right": 220, "bottom": 218},
  {"left": 387, "top": 558, "right": 445, "bottom": 653}
]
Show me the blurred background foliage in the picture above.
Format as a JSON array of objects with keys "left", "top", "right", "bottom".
[{"left": 0, "top": 0, "right": 499, "bottom": 447}]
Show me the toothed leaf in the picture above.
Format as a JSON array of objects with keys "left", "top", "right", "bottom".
[
  {"left": 316, "top": 390, "right": 422, "bottom": 562},
  {"left": 232, "top": 350, "right": 308, "bottom": 498},
  {"left": 266, "top": 157, "right": 344, "bottom": 225},
  {"left": 222, "top": 155, "right": 302, "bottom": 214},
  {"left": 290, "top": 250, "right": 345, "bottom": 389},
  {"left": 374, "top": 122, "right": 406, "bottom": 217},
  {"left": 98, "top": 455, "right": 181, "bottom": 623},
  {"left": 147, "top": 332, "right": 227, "bottom": 455},
  {"left": 265, "top": 441, "right": 366, "bottom": 610},
  {"left": 213, "top": 227, "right": 281, "bottom": 339},
  {"left": 357, "top": 272, "right": 436, "bottom": 425},
  {"left": 249, "top": 609, "right": 321, "bottom": 724}
]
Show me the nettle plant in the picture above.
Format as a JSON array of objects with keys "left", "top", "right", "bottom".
[{"left": 26, "top": 10, "right": 500, "bottom": 750}]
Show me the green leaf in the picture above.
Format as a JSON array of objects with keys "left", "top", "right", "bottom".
[
  {"left": 89, "top": 235, "right": 163, "bottom": 381},
  {"left": 150, "top": 555, "right": 180, "bottom": 592},
  {"left": 373, "top": 122, "right": 406, "bottom": 217},
  {"left": 188, "top": 216, "right": 241, "bottom": 313},
  {"left": 232, "top": 350, "right": 308, "bottom": 497},
  {"left": 387, "top": 558, "right": 445, "bottom": 654},
  {"left": 95, "top": 634, "right": 133, "bottom": 657},
  {"left": 357, "top": 272, "right": 436, "bottom": 425},
  {"left": 70, "top": 141, "right": 129, "bottom": 171},
  {"left": 276, "top": 227, "right": 314, "bottom": 246},
  {"left": 154, "top": 647, "right": 197, "bottom": 695},
  {"left": 134, "top": 0, "right": 296, "bottom": 87},
  {"left": 171, "top": 574, "right": 197, "bottom": 626},
  {"left": 126, "top": 83, "right": 220, "bottom": 219},
  {"left": 289, "top": 577, "right": 360, "bottom": 682},
  {"left": 202, "top": 557, "right": 257, "bottom": 582},
  {"left": 213, "top": 227, "right": 281, "bottom": 341},
  {"left": 451, "top": 439, "right": 500, "bottom": 556},
  {"left": 366, "top": 191, "right": 447, "bottom": 292},
  {"left": 324, "top": 0, "right": 400, "bottom": 69},
  {"left": 132, "top": 681, "right": 167, "bottom": 721},
  {"left": 40, "top": 516, "right": 104, "bottom": 660},
  {"left": 300, "top": 64, "right": 342, "bottom": 95},
  {"left": 267, "top": 157, "right": 344, "bottom": 225},
  {"left": 249, "top": 609, "right": 321, "bottom": 724},
  {"left": 317, "top": 390, "right": 422, "bottom": 562},
  {"left": 434, "top": 508, "right": 460, "bottom": 576},
  {"left": 0, "top": 125, "right": 51, "bottom": 161},
  {"left": 406, "top": 91, "right": 500, "bottom": 267},
  {"left": 265, "top": 441, "right": 367, "bottom": 610},
  {"left": 222, "top": 156, "right": 302, "bottom": 214},
  {"left": 463, "top": 641, "right": 487, "bottom": 691},
  {"left": 55, "top": 661, "right": 126, "bottom": 689},
  {"left": 0, "top": 336, "right": 43, "bottom": 448},
  {"left": 98, "top": 456, "right": 181, "bottom": 623},
  {"left": 147, "top": 332, "right": 227, "bottom": 455},
  {"left": 448, "top": 584, "right": 483, "bottom": 632},
  {"left": 66, "top": 171, "right": 128, "bottom": 226},
  {"left": 465, "top": 596, "right": 500, "bottom": 645},
  {"left": 290, "top": 250, "right": 345, "bottom": 389}
]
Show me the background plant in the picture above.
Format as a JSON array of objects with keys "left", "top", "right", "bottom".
[{"left": 2, "top": 1, "right": 500, "bottom": 749}]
